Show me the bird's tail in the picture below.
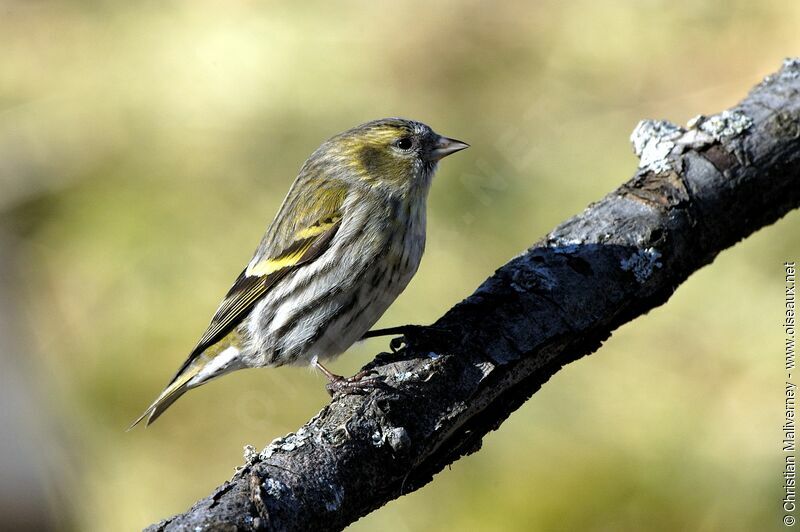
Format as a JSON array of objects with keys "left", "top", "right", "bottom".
[
  {"left": 127, "top": 366, "right": 201, "bottom": 430},
  {"left": 128, "top": 342, "right": 245, "bottom": 429}
]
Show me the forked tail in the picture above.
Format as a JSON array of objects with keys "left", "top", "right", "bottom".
[
  {"left": 127, "top": 367, "right": 200, "bottom": 429},
  {"left": 127, "top": 342, "right": 244, "bottom": 429}
]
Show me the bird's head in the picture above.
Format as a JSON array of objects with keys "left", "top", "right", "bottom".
[{"left": 309, "top": 118, "right": 469, "bottom": 192}]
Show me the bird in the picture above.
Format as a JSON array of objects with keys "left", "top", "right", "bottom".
[{"left": 130, "top": 118, "right": 468, "bottom": 427}]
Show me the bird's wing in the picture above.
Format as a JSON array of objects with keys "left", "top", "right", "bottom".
[{"left": 175, "top": 180, "right": 348, "bottom": 378}]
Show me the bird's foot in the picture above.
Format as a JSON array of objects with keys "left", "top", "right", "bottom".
[
  {"left": 362, "top": 324, "right": 452, "bottom": 353},
  {"left": 325, "top": 369, "right": 388, "bottom": 397},
  {"left": 314, "top": 359, "right": 388, "bottom": 397}
]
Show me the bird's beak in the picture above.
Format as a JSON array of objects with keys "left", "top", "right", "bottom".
[{"left": 430, "top": 136, "right": 469, "bottom": 161}]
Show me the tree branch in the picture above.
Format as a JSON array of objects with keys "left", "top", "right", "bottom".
[{"left": 148, "top": 59, "right": 800, "bottom": 531}]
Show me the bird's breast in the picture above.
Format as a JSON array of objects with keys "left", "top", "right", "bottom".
[
  {"left": 245, "top": 191, "right": 429, "bottom": 367},
  {"left": 386, "top": 193, "right": 427, "bottom": 284}
]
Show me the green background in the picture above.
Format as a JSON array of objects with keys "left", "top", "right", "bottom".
[{"left": 1, "top": 1, "right": 798, "bottom": 530}]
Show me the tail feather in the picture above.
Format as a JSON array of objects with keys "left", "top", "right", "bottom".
[
  {"left": 127, "top": 368, "right": 199, "bottom": 430},
  {"left": 128, "top": 343, "right": 245, "bottom": 430}
]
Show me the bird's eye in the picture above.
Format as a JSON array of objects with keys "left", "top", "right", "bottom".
[{"left": 396, "top": 137, "right": 413, "bottom": 151}]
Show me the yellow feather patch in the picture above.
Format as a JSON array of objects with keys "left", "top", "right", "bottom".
[
  {"left": 246, "top": 251, "right": 306, "bottom": 277},
  {"left": 246, "top": 216, "right": 341, "bottom": 277},
  {"left": 295, "top": 217, "right": 340, "bottom": 239}
]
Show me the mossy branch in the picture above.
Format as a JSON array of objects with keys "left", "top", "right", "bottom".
[{"left": 148, "top": 58, "right": 800, "bottom": 532}]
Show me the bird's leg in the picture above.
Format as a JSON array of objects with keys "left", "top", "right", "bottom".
[
  {"left": 360, "top": 325, "right": 424, "bottom": 340},
  {"left": 312, "top": 357, "right": 385, "bottom": 397},
  {"left": 361, "top": 324, "right": 452, "bottom": 353},
  {"left": 360, "top": 325, "right": 428, "bottom": 352}
]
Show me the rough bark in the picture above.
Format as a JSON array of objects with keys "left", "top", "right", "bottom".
[{"left": 148, "top": 59, "right": 800, "bottom": 531}]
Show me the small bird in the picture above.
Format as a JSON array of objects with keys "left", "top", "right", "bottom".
[{"left": 130, "top": 118, "right": 468, "bottom": 427}]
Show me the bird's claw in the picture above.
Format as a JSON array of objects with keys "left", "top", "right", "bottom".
[
  {"left": 389, "top": 336, "right": 406, "bottom": 353},
  {"left": 325, "top": 369, "right": 388, "bottom": 397},
  {"left": 396, "top": 325, "right": 452, "bottom": 353},
  {"left": 366, "top": 324, "right": 436, "bottom": 353}
]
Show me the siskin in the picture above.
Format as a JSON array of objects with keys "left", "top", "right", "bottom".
[{"left": 131, "top": 118, "right": 468, "bottom": 427}]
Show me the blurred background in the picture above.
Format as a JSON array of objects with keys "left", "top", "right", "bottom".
[{"left": 1, "top": 0, "right": 798, "bottom": 530}]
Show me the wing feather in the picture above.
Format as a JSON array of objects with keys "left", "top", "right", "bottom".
[
  {"left": 192, "top": 217, "right": 340, "bottom": 353},
  {"left": 169, "top": 180, "right": 347, "bottom": 382}
]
